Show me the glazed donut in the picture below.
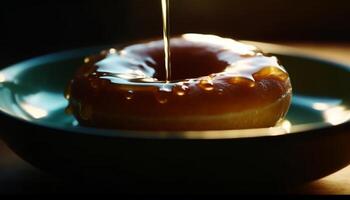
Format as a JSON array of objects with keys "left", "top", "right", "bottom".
[{"left": 65, "top": 34, "right": 292, "bottom": 131}]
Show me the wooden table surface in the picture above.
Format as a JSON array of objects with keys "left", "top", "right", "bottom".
[{"left": 0, "top": 43, "right": 349, "bottom": 194}]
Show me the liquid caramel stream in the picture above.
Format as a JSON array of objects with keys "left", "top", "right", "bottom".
[{"left": 162, "top": 0, "right": 171, "bottom": 82}]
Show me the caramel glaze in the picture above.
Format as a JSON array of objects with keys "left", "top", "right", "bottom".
[{"left": 66, "top": 34, "right": 292, "bottom": 130}]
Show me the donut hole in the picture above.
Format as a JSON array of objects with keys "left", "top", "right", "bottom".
[{"left": 145, "top": 46, "right": 229, "bottom": 81}]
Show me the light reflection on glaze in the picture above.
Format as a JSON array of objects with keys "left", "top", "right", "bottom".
[{"left": 182, "top": 34, "right": 257, "bottom": 55}]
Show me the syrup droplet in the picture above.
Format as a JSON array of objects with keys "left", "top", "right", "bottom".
[
  {"left": 249, "top": 82, "right": 256, "bottom": 88},
  {"left": 156, "top": 85, "right": 172, "bottom": 104},
  {"left": 156, "top": 91, "right": 169, "bottom": 104},
  {"left": 229, "top": 77, "right": 256, "bottom": 88},
  {"left": 254, "top": 67, "right": 289, "bottom": 81},
  {"left": 173, "top": 83, "right": 189, "bottom": 96},
  {"left": 199, "top": 78, "right": 214, "bottom": 91},
  {"left": 125, "top": 90, "right": 135, "bottom": 100}
]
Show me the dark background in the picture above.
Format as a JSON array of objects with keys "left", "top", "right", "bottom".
[{"left": 1, "top": 0, "right": 350, "bottom": 67}]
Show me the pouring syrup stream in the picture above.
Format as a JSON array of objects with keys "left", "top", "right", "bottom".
[{"left": 162, "top": 0, "right": 171, "bottom": 82}]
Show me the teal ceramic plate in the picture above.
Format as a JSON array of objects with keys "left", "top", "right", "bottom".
[{"left": 0, "top": 42, "right": 349, "bottom": 190}]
